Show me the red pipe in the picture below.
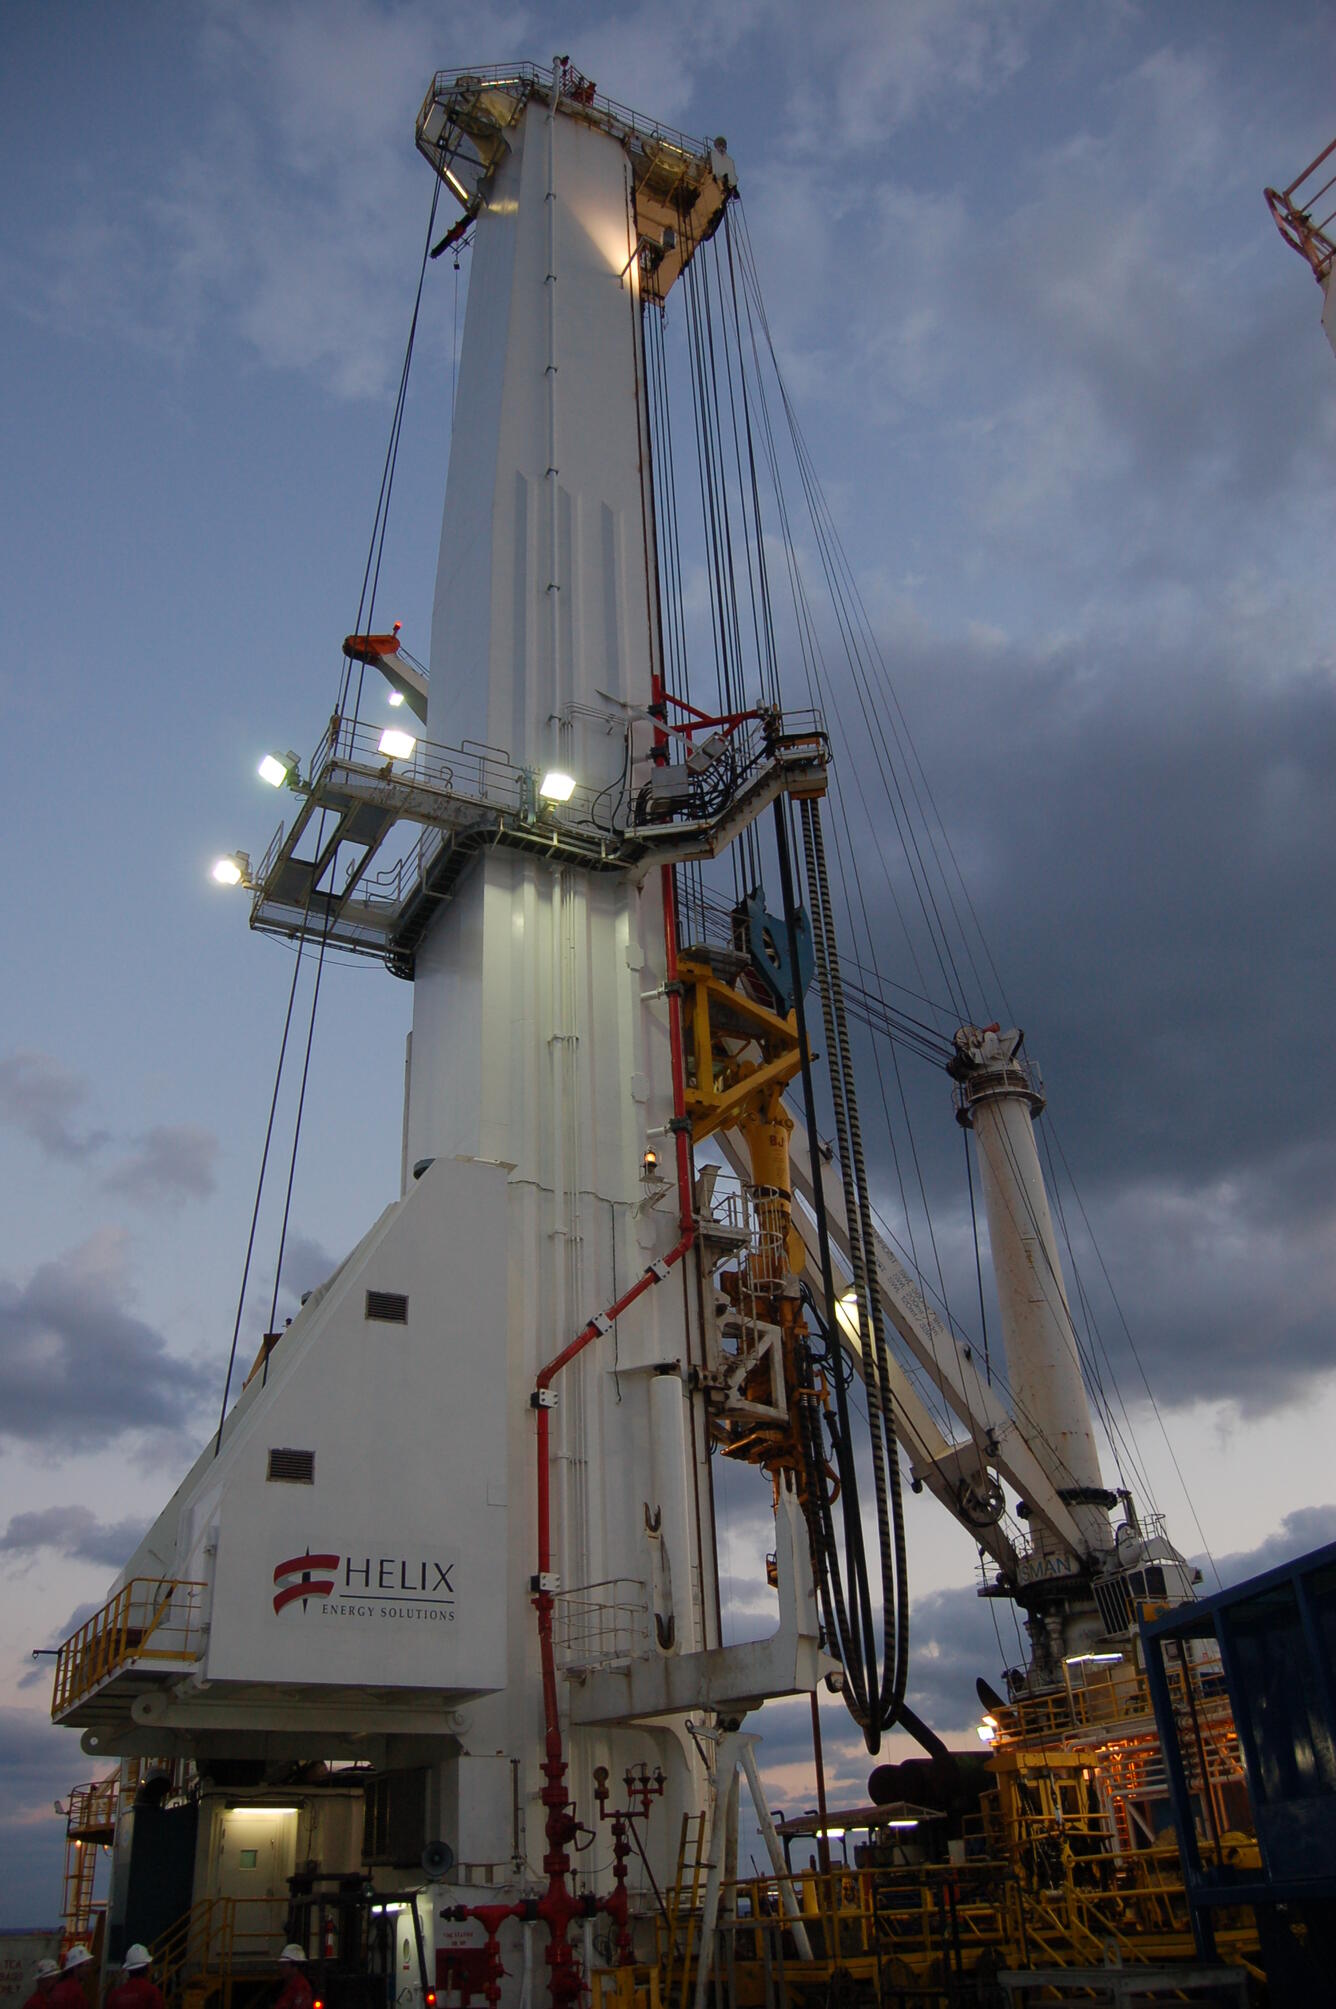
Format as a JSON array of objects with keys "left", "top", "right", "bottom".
[{"left": 527, "top": 857, "right": 696, "bottom": 2004}]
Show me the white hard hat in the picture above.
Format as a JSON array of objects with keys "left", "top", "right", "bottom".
[
  {"left": 279, "top": 1946, "right": 306, "bottom": 1964},
  {"left": 63, "top": 1948, "right": 94, "bottom": 1971},
  {"left": 35, "top": 1962, "right": 60, "bottom": 1981},
  {"left": 122, "top": 1947, "right": 152, "bottom": 1973}
]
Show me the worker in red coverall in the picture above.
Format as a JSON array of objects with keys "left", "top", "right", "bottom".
[
  {"left": 19, "top": 1957, "right": 59, "bottom": 2009},
  {"left": 105, "top": 1946, "right": 164, "bottom": 2009},
  {"left": 48, "top": 1947, "right": 95, "bottom": 2009},
  {"left": 274, "top": 1946, "right": 313, "bottom": 2009}
]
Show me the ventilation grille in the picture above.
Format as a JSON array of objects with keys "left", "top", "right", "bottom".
[
  {"left": 267, "top": 1447, "right": 315, "bottom": 1485},
  {"left": 366, "top": 1289, "right": 409, "bottom": 1324}
]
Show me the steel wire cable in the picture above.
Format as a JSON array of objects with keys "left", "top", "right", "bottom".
[
  {"left": 337, "top": 171, "right": 443, "bottom": 723},
  {"left": 212, "top": 933, "right": 307, "bottom": 1456},
  {"left": 730, "top": 212, "right": 985, "bottom": 1025},
  {"left": 722, "top": 239, "right": 976, "bottom": 1433},
  {"left": 1043, "top": 1121, "right": 1220, "bottom": 1584},
  {"left": 726, "top": 230, "right": 944, "bottom": 1017},
  {"left": 222, "top": 176, "right": 443, "bottom": 1446},
  {"left": 719, "top": 205, "right": 1181, "bottom": 1554},
  {"left": 731, "top": 213, "right": 996, "bottom": 1020},
  {"left": 1036, "top": 1119, "right": 1155, "bottom": 1509},
  {"left": 261, "top": 863, "right": 339, "bottom": 1386}
]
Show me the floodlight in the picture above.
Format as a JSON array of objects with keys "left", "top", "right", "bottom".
[
  {"left": 539, "top": 770, "right": 577, "bottom": 803},
  {"left": 212, "top": 852, "right": 250, "bottom": 887},
  {"left": 379, "top": 728, "right": 417, "bottom": 761},
  {"left": 258, "top": 749, "right": 302, "bottom": 789},
  {"left": 387, "top": 690, "right": 406, "bottom": 707}
]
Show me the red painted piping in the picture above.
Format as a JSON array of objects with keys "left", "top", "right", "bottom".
[{"left": 527, "top": 857, "right": 696, "bottom": 2005}]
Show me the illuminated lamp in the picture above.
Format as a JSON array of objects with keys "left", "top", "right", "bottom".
[
  {"left": 378, "top": 729, "right": 417, "bottom": 761},
  {"left": 258, "top": 750, "right": 302, "bottom": 789},
  {"left": 539, "top": 770, "right": 577, "bottom": 803},
  {"left": 212, "top": 852, "right": 251, "bottom": 887}
]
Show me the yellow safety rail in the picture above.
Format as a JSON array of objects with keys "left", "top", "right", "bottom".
[
  {"left": 60, "top": 1775, "right": 118, "bottom": 1945},
  {"left": 153, "top": 1896, "right": 235, "bottom": 2009},
  {"left": 652, "top": 1854, "right": 1261, "bottom": 2002},
  {"left": 51, "top": 1579, "right": 208, "bottom": 1717},
  {"left": 994, "top": 1657, "right": 1232, "bottom": 1743}
]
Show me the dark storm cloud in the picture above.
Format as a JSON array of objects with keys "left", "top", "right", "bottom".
[
  {"left": 0, "top": 1507, "right": 150, "bottom": 1569},
  {"left": 830, "top": 622, "right": 1336, "bottom": 1416},
  {"left": 0, "top": 1052, "right": 109, "bottom": 1164},
  {"left": 729, "top": 24, "right": 1336, "bottom": 1435},
  {"left": 0, "top": 1235, "right": 212, "bottom": 1444},
  {"left": 1212, "top": 1503, "right": 1336, "bottom": 1587},
  {"left": 103, "top": 1124, "right": 219, "bottom": 1207}
]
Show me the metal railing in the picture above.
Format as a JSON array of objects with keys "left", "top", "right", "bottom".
[
  {"left": 1267, "top": 135, "right": 1336, "bottom": 280},
  {"left": 51, "top": 1578, "right": 208, "bottom": 1717},
  {"left": 552, "top": 1579, "right": 649, "bottom": 1674},
  {"left": 650, "top": 1853, "right": 1260, "bottom": 2006},
  {"left": 153, "top": 1892, "right": 292, "bottom": 2009},
  {"left": 994, "top": 1660, "right": 1236, "bottom": 1754},
  {"left": 422, "top": 62, "right": 715, "bottom": 166}
]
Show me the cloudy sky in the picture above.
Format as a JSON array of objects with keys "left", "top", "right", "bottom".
[{"left": 2, "top": 0, "right": 1334, "bottom": 1927}]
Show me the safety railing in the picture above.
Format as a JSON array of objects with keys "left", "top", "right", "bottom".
[
  {"left": 1266, "top": 135, "right": 1336, "bottom": 279},
  {"left": 51, "top": 1578, "right": 208, "bottom": 1717},
  {"left": 552, "top": 1579, "right": 649, "bottom": 1674},
  {"left": 153, "top": 1896, "right": 235, "bottom": 2009},
  {"left": 422, "top": 63, "right": 714, "bottom": 166},
  {"left": 153, "top": 1894, "right": 291, "bottom": 2009},
  {"left": 655, "top": 1851, "right": 1259, "bottom": 2003},
  {"left": 993, "top": 1658, "right": 1235, "bottom": 1749}
]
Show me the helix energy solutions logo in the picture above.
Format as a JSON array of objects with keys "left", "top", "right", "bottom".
[{"left": 272, "top": 1548, "right": 457, "bottom": 1625}]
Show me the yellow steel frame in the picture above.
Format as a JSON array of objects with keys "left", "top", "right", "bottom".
[
  {"left": 621, "top": 1853, "right": 1263, "bottom": 2009},
  {"left": 679, "top": 958, "right": 802, "bottom": 1147}
]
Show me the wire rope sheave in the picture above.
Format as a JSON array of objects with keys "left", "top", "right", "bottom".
[{"left": 415, "top": 62, "right": 737, "bottom": 307}]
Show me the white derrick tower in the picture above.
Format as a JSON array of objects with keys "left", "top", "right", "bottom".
[{"left": 49, "top": 63, "right": 836, "bottom": 2005}]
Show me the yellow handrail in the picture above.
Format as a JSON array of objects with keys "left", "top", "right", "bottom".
[{"left": 51, "top": 1578, "right": 208, "bottom": 1717}]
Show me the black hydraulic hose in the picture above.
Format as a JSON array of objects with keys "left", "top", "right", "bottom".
[
  {"left": 800, "top": 799, "right": 910, "bottom": 1731},
  {"left": 772, "top": 796, "right": 877, "bottom": 1732}
]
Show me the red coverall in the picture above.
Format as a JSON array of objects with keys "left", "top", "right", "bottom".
[
  {"left": 47, "top": 1978, "right": 91, "bottom": 2009},
  {"left": 106, "top": 1978, "right": 166, "bottom": 2009},
  {"left": 273, "top": 1972, "right": 314, "bottom": 2009}
]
